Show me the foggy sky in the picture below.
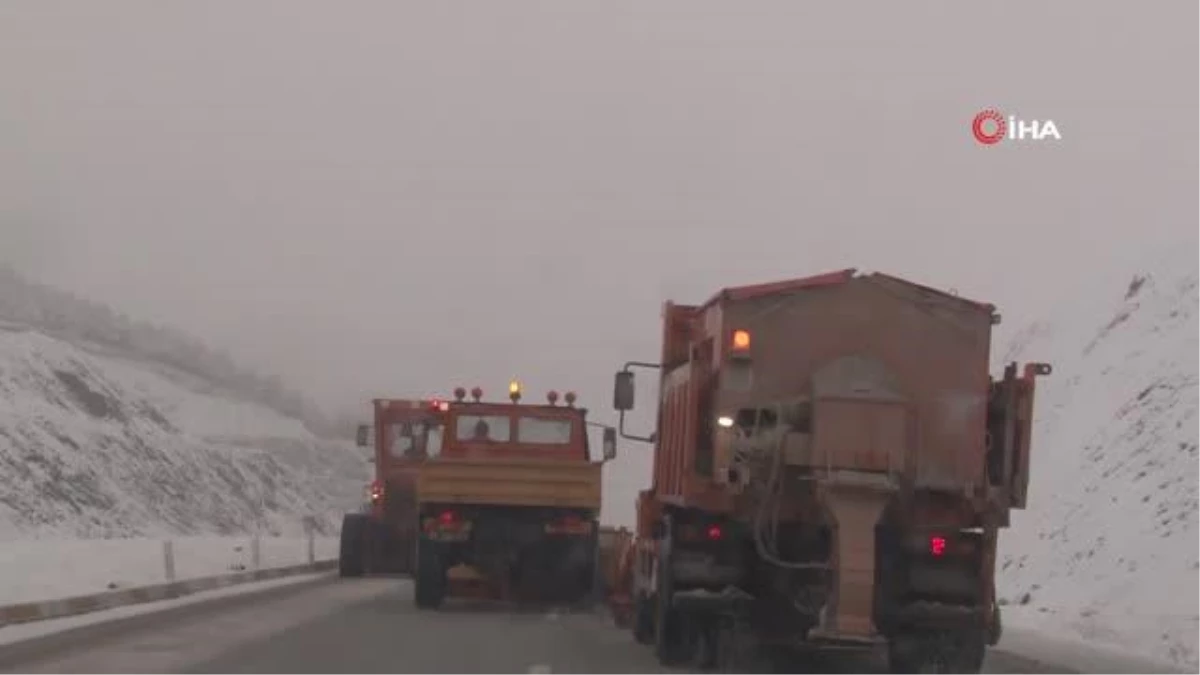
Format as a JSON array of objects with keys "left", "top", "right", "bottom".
[{"left": 1, "top": 1, "right": 1196, "bottom": 523}]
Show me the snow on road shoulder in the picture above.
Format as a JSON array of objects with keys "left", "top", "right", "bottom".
[
  {"left": 997, "top": 622, "right": 1192, "bottom": 675},
  {"left": 0, "top": 536, "right": 339, "bottom": 606}
]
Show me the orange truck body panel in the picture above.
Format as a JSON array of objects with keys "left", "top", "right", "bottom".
[
  {"left": 417, "top": 458, "right": 602, "bottom": 510},
  {"left": 647, "top": 269, "right": 1013, "bottom": 516}
]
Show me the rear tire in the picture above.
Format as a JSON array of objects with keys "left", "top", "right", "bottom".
[
  {"left": 578, "top": 531, "right": 602, "bottom": 609},
  {"left": 414, "top": 538, "right": 446, "bottom": 609},
  {"left": 338, "top": 513, "right": 367, "bottom": 578},
  {"left": 632, "top": 592, "right": 655, "bottom": 644},
  {"left": 654, "top": 516, "right": 687, "bottom": 666},
  {"left": 888, "top": 632, "right": 986, "bottom": 674},
  {"left": 691, "top": 619, "right": 717, "bottom": 671},
  {"left": 988, "top": 603, "right": 1003, "bottom": 645}
]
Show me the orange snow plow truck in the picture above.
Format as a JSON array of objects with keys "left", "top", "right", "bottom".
[
  {"left": 408, "top": 383, "right": 619, "bottom": 609},
  {"left": 340, "top": 397, "right": 443, "bottom": 577},
  {"left": 341, "top": 387, "right": 623, "bottom": 610},
  {"left": 606, "top": 269, "right": 1050, "bottom": 673}
]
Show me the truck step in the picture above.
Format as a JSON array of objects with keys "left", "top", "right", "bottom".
[
  {"left": 805, "top": 627, "right": 887, "bottom": 648},
  {"left": 892, "top": 600, "right": 983, "bottom": 625},
  {"left": 671, "top": 586, "right": 754, "bottom": 613}
]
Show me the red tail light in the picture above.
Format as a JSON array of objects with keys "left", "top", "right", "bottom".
[
  {"left": 545, "top": 514, "right": 592, "bottom": 535},
  {"left": 930, "top": 536, "right": 947, "bottom": 557},
  {"left": 706, "top": 525, "right": 723, "bottom": 541},
  {"left": 423, "top": 509, "right": 471, "bottom": 539}
]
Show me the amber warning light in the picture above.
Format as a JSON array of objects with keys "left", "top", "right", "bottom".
[{"left": 732, "top": 329, "right": 751, "bottom": 351}]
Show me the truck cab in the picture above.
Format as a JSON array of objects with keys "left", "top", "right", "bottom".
[{"left": 339, "top": 398, "right": 447, "bottom": 577}]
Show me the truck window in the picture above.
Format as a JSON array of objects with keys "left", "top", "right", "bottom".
[
  {"left": 517, "top": 416, "right": 573, "bottom": 444},
  {"left": 389, "top": 422, "right": 414, "bottom": 457},
  {"left": 455, "top": 415, "right": 512, "bottom": 442},
  {"left": 426, "top": 422, "right": 444, "bottom": 457}
]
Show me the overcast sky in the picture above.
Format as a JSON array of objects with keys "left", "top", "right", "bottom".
[{"left": 1, "top": 1, "right": 1196, "bottom": 522}]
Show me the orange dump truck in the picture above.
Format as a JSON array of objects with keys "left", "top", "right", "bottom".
[
  {"left": 607, "top": 269, "right": 1050, "bottom": 673},
  {"left": 410, "top": 382, "right": 618, "bottom": 609}
]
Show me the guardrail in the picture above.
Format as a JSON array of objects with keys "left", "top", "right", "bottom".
[
  {"left": 0, "top": 559, "right": 337, "bottom": 627},
  {"left": 0, "top": 530, "right": 341, "bottom": 627}
]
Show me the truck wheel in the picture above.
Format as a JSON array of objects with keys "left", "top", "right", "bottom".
[
  {"left": 988, "top": 603, "right": 1003, "bottom": 645},
  {"left": 632, "top": 592, "right": 654, "bottom": 645},
  {"left": 654, "top": 517, "right": 687, "bottom": 666},
  {"left": 654, "top": 589, "right": 686, "bottom": 666},
  {"left": 362, "top": 519, "right": 381, "bottom": 574},
  {"left": 339, "top": 513, "right": 367, "bottom": 578},
  {"left": 888, "top": 633, "right": 985, "bottom": 674},
  {"left": 414, "top": 539, "right": 446, "bottom": 609},
  {"left": 584, "top": 531, "right": 603, "bottom": 609},
  {"left": 690, "top": 619, "right": 717, "bottom": 671}
]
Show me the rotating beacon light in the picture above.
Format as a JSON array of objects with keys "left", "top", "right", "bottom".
[
  {"left": 509, "top": 379, "right": 522, "bottom": 403},
  {"left": 731, "top": 329, "right": 751, "bottom": 355}
]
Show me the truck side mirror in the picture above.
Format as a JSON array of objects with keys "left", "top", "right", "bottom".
[
  {"left": 613, "top": 371, "right": 635, "bottom": 411},
  {"left": 355, "top": 424, "right": 370, "bottom": 448},
  {"left": 601, "top": 427, "right": 617, "bottom": 461}
]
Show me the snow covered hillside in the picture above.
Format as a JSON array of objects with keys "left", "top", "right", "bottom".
[
  {"left": 0, "top": 324, "right": 370, "bottom": 540},
  {"left": 995, "top": 245, "right": 1199, "bottom": 669}
]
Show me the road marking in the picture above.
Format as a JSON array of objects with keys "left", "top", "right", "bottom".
[{"left": 527, "top": 664, "right": 552, "bottom": 674}]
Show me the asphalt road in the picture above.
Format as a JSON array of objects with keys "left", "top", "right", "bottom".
[{"left": 0, "top": 576, "right": 1071, "bottom": 674}]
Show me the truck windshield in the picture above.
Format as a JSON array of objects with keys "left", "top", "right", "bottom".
[
  {"left": 455, "top": 415, "right": 512, "bottom": 442},
  {"left": 517, "top": 416, "right": 573, "bottom": 444}
]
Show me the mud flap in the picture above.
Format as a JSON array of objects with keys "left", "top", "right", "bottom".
[
  {"left": 414, "top": 538, "right": 446, "bottom": 609},
  {"left": 338, "top": 513, "right": 367, "bottom": 578}
]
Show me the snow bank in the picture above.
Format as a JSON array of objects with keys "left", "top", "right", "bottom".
[
  {"left": 997, "top": 243, "right": 1199, "bottom": 670},
  {"left": 0, "top": 535, "right": 339, "bottom": 606}
]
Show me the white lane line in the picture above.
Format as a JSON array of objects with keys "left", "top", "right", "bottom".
[{"left": 527, "top": 664, "right": 552, "bottom": 674}]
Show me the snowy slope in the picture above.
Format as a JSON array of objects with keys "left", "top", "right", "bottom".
[
  {"left": 995, "top": 245, "right": 1199, "bottom": 669},
  {"left": 0, "top": 324, "right": 369, "bottom": 540}
]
